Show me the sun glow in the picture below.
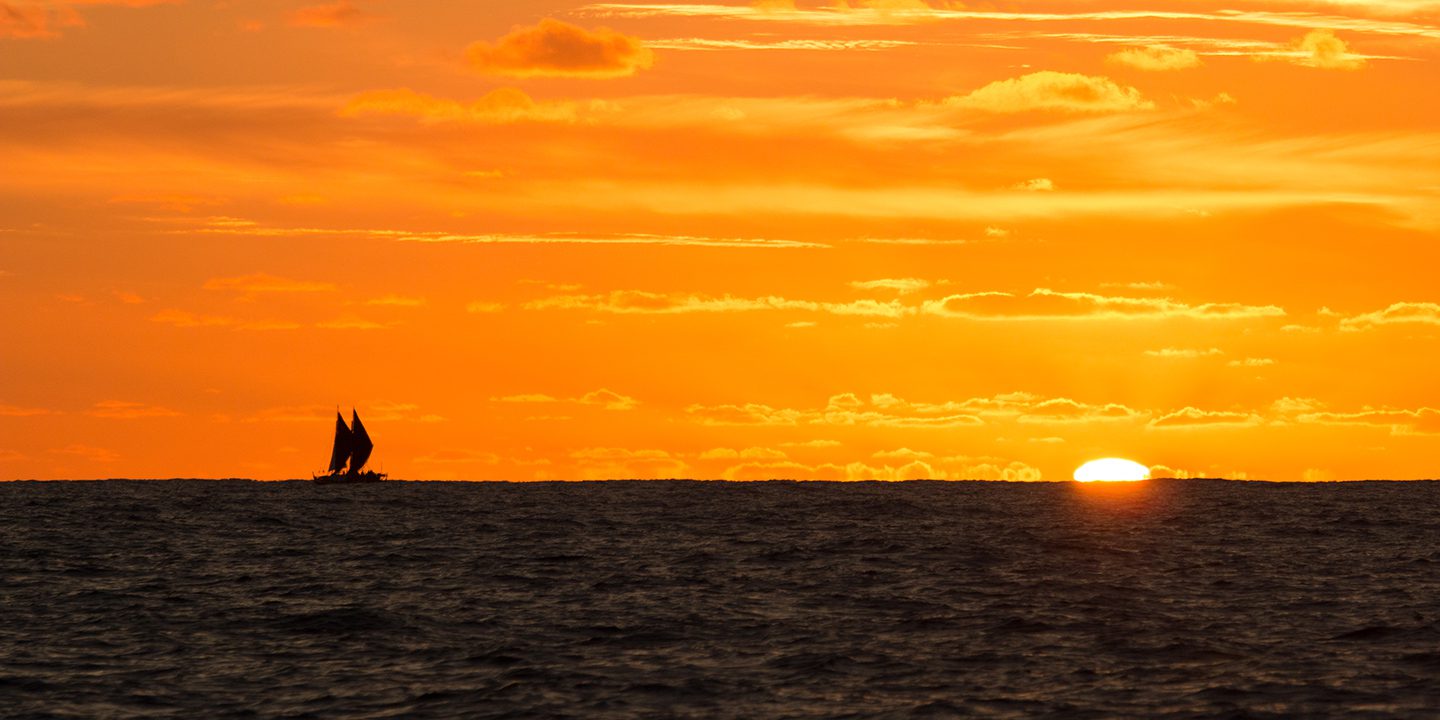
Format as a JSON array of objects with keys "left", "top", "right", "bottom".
[{"left": 1073, "top": 458, "right": 1151, "bottom": 483}]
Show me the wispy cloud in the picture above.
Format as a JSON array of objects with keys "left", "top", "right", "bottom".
[
  {"left": 86, "top": 401, "right": 182, "bottom": 419},
  {"left": 921, "top": 289, "right": 1286, "bottom": 321},
  {"left": 492, "top": 388, "right": 639, "bottom": 411},
  {"left": 184, "top": 218, "right": 826, "bottom": 249},
  {"left": 579, "top": 3, "right": 1440, "bottom": 39}
]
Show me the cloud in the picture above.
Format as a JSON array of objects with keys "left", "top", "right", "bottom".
[
  {"left": 781, "top": 439, "right": 843, "bottom": 448},
  {"left": 288, "top": 1, "right": 371, "bottom": 28},
  {"left": 700, "top": 447, "right": 788, "bottom": 461},
  {"left": 527, "top": 290, "right": 910, "bottom": 318},
  {"left": 687, "top": 391, "right": 1147, "bottom": 431},
  {"left": 1015, "top": 398, "right": 1142, "bottom": 424},
  {"left": 50, "top": 444, "right": 118, "bottom": 462},
  {"left": 873, "top": 448, "right": 934, "bottom": 460},
  {"left": 1339, "top": 302, "right": 1440, "bottom": 330},
  {"left": 0, "top": 402, "right": 58, "bottom": 417},
  {"left": 1272, "top": 396, "right": 1327, "bottom": 415},
  {"left": 364, "top": 295, "right": 425, "bottom": 307},
  {"left": 466, "top": 302, "right": 506, "bottom": 314},
  {"left": 1297, "top": 408, "right": 1440, "bottom": 435},
  {"left": 150, "top": 309, "right": 302, "bottom": 331},
  {"left": 87, "top": 400, "right": 181, "bottom": 419},
  {"left": 850, "top": 278, "right": 931, "bottom": 294},
  {"left": 1012, "top": 178, "right": 1055, "bottom": 191},
  {"left": 315, "top": 318, "right": 388, "bottom": 330},
  {"left": 650, "top": 37, "right": 916, "bottom": 51},
  {"left": 413, "top": 449, "right": 501, "bottom": 465},
  {"left": 366, "top": 402, "right": 444, "bottom": 423},
  {"left": 1228, "top": 358, "right": 1276, "bottom": 368},
  {"left": 1, "top": 3, "right": 67, "bottom": 39},
  {"left": 1148, "top": 407, "right": 1264, "bottom": 429},
  {"left": 1145, "top": 347, "right": 1224, "bottom": 358},
  {"left": 466, "top": 18, "right": 654, "bottom": 79},
  {"left": 493, "top": 393, "right": 559, "bottom": 404},
  {"left": 581, "top": 3, "right": 1440, "bottom": 40},
  {"left": 341, "top": 88, "right": 579, "bottom": 124},
  {"left": 186, "top": 218, "right": 824, "bottom": 249},
  {"left": 569, "top": 447, "right": 688, "bottom": 479},
  {"left": 947, "top": 71, "right": 1154, "bottom": 113},
  {"left": 579, "top": 389, "right": 639, "bottom": 410},
  {"left": 921, "top": 289, "right": 1286, "bottom": 322},
  {"left": 3, "top": 0, "right": 176, "bottom": 39},
  {"left": 820, "top": 393, "right": 986, "bottom": 428},
  {"left": 1107, "top": 46, "right": 1202, "bottom": 71},
  {"left": 720, "top": 460, "right": 820, "bottom": 481},
  {"left": 204, "top": 273, "right": 336, "bottom": 294},
  {"left": 492, "top": 389, "right": 638, "bottom": 411},
  {"left": 244, "top": 403, "right": 436, "bottom": 424},
  {"left": 1283, "top": 29, "right": 1367, "bottom": 70},
  {"left": 1286, "top": 0, "right": 1440, "bottom": 16},
  {"left": 685, "top": 403, "right": 808, "bottom": 426},
  {"left": 712, "top": 454, "right": 1043, "bottom": 482},
  {"left": 109, "top": 193, "right": 221, "bottom": 212}
]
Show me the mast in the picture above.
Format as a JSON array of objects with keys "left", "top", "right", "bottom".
[
  {"left": 328, "top": 411, "right": 352, "bottom": 474},
  {"left": 350, "top": 409, "right": 374, "bottom": 474}
]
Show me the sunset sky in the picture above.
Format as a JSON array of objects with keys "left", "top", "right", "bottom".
[{"left": 3, "top": 0, "right": 1439, "bottom": 481}]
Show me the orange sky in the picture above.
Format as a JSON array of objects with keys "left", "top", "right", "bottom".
[{"left": 3, "top": 0, "right": 1439, "bottom": 481}]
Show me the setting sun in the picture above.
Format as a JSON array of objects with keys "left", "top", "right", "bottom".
[{"left": 1074, "top": 458, "right": 1151, "bottom": 483}]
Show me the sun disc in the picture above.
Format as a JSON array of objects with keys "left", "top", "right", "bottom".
[{"left": 1074, "top": 458, "right": 1150, "bottom": 483}]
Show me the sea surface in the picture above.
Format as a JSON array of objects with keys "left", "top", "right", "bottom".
[{"left": 3, "top": 480, "right": 1440, "bottom": 719}]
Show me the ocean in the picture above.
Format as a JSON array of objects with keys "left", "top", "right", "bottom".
[{"left": 3, "top": 480, "right": 1439, "bottom": 718}]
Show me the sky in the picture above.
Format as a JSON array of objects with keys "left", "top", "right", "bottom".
[{"left": 2, "top": 0, "right": 1439, "bottom": 481}]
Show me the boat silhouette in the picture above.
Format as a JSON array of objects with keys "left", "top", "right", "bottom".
[{"left": 314, "top": 409, "right": 388, "bottom": 484}]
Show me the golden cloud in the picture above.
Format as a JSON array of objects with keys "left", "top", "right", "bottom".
[
  {"left": 492, "top": 389, "right": 638, "bottom": 411},
  {"left": 686, "top": 403, "right": 807, "bottom": 426},
  {"left": 579, "top": 389, "right": 639, "bottom": 410},
  {"left": 921, "top": 289, "right": 1286, "bottom": 321},
  {"left": 701, "top": 447, "right": 789, "bottom": 461},
  {"left": 569, "top": 447, "right": 688, "bottom": 479},
  {"left": 527, "top": 290, "right": 911, "bottom": 318},
  {"left": 1297, "top": 408, "right": 1440, "bottom": 435},
  {"left": 1145, "top": 347, "right": 1225, "bottom": 358},
  {"left": 1015, "top": 398, "right": 1141, "bottom": 424},
  {"left": 1148, "top": 407, "right": 1264, "bottom": 429},
  {"left": 466, "top": 18, "right": 654, "bottom": 79},
  {"left": 948, "top": 71, "right": 1154, "bottom": 113},
  {"left": 1106, "top": 46, "right": 1202, "bottom": 71},
  {"left": 850, "top": 278, "right": 931, "bottom": 294},
  {"left": 341, "top": 88, "right": 578, "bottom": 124},
  {"left": 1287, "top": 29, "right": 1366, "bottom": 70},
  {"left": 1339, "top": 302, "right": 1440, "bottom": 330}
]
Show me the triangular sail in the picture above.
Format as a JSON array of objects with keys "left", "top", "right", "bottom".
[
  {"left": 350, "top": 409, "right": 373, "bottom": 473},
  {"left": 328, "top": 412, "right": 352, "bottom": 474}
]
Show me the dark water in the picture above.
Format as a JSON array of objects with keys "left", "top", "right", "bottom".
[{"left": 4, "top": 480, "right": 1440, "bottom": 718}]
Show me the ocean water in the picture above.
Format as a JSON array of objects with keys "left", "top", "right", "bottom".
[{"left": 3, "top": 480, "right": 1440, "bottom": 719}]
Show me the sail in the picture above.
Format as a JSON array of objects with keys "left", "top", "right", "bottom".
[
  {"left": 350, "top": 409, "right": 374, "bottom": 473},
  {"left": 328, "top": 412, "right": 352, "bottom": 474}
]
